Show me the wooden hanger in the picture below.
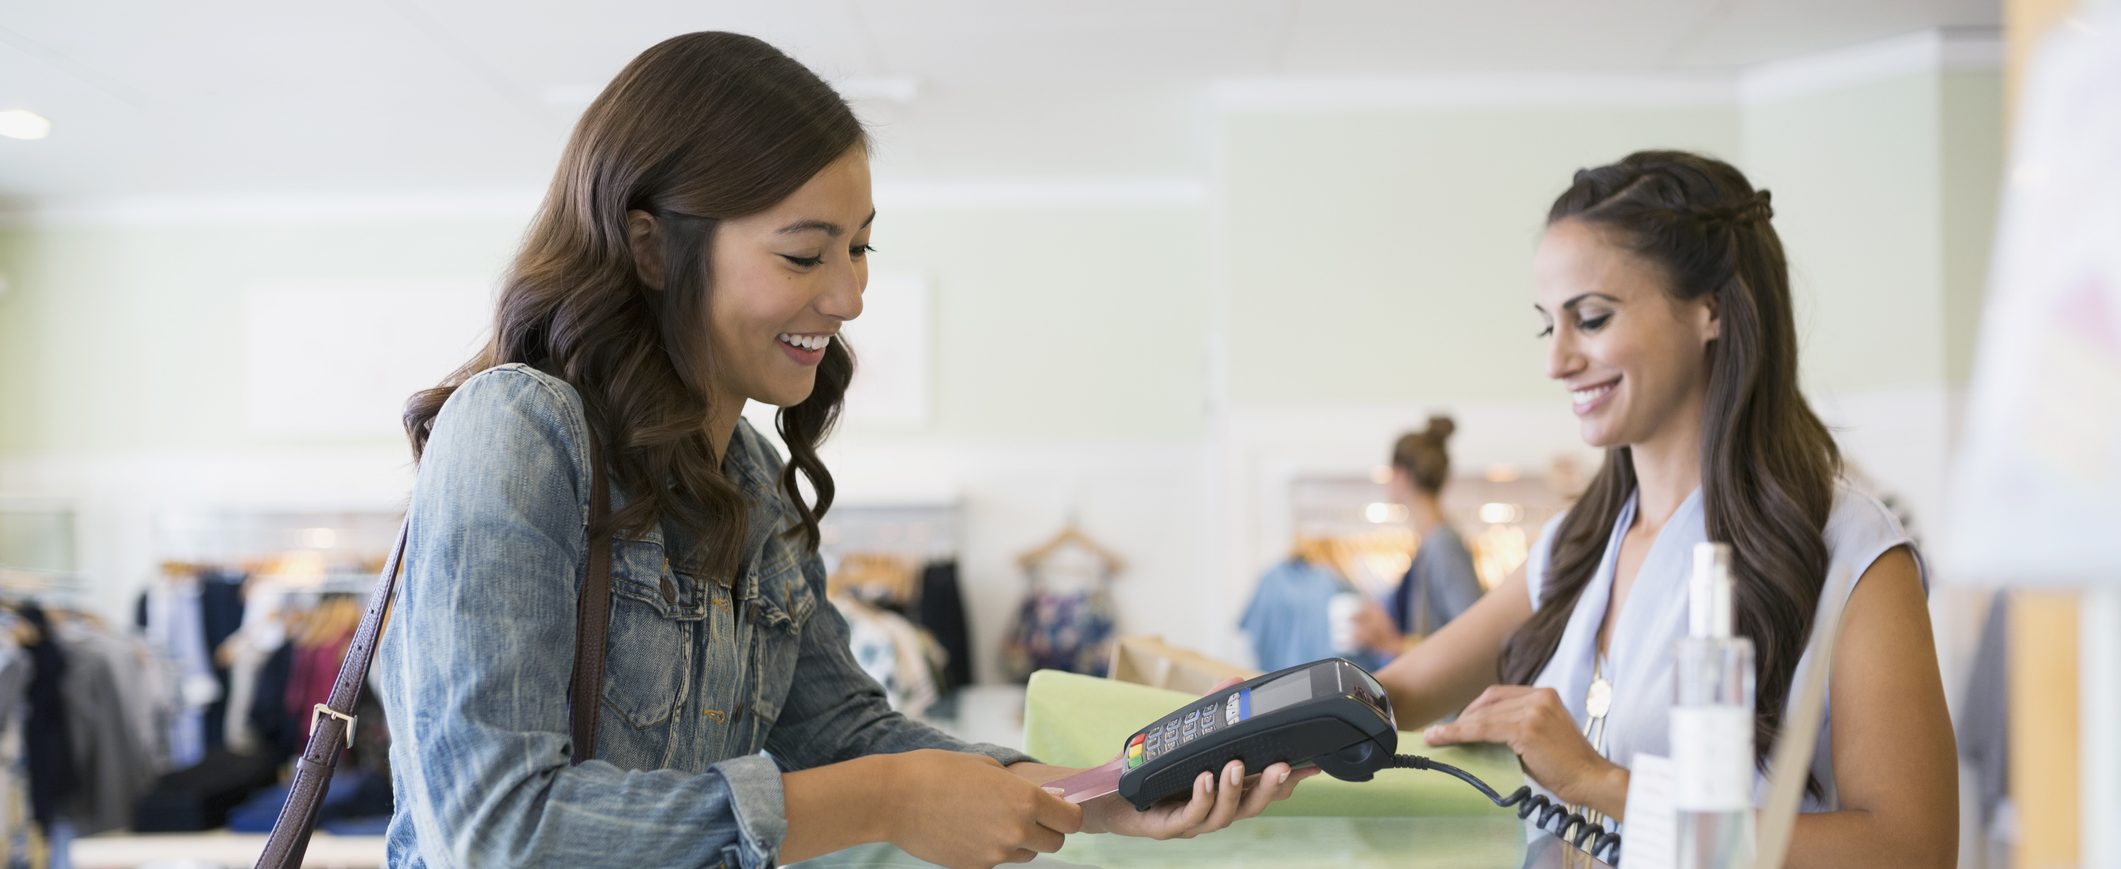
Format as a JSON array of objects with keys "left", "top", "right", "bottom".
[
  {"left": 1290, "top": 535, "right": 1342, "bottom": 572},
  {"left": 1016, "top": 521, "right": 1126, "bottom": 577},
  {"left": 828, "top": 552, "right": 920, "bottom": 603}
]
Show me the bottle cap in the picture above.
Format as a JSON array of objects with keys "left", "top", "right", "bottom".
[{"left": 1690, "top": 542, "right": 1734, "bottom": 639}]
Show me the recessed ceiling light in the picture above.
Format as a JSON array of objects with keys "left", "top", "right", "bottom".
[{"left": 0, "top": 110, "right": 51, "bottom": 140}]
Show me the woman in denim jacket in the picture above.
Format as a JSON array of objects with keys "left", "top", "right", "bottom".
[{"left": 374, "top": 32, "right": 1310, "bottom": 869}]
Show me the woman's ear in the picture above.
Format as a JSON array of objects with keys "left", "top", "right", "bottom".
[
  {"left": 627, "top": 209, "right": 665, "bottom": 290},
  {"left": 1700, "top": 290, "right": 1722, "bottom": 344}
]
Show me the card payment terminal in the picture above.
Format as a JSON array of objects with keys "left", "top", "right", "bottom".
[
  {"left": 1115, "top": 658, "right": 1396, "bottom": 810},
  {"left": 1048, "top": 657, "right": 1625, "bottom": 866}
]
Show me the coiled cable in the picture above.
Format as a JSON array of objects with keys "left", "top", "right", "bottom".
[{"left": 1385, "top": 754, "right": 1624, "bottom": 866}]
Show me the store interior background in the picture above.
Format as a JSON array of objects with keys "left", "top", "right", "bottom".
[{"left": 0, "top": 0, "right": 2077, "bottom": 865}]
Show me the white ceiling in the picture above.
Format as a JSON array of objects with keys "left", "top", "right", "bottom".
[{"left": 0, "top": 0, "right": 1999, "bottom": 206}]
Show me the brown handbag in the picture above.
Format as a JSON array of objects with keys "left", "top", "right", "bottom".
[{"left": 253, "top": 438, "right": 615, "bottom": 868}]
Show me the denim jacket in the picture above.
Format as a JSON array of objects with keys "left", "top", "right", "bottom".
[{"left": 375, "top": 364, "right": 1031, "bottom": 868}]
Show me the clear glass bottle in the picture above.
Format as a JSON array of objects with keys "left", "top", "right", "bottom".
[{"left": 1674, "top": 542, "right": 1758, "bottom": 869}]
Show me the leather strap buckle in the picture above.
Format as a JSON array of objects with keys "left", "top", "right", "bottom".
[{"left": 313, "top": 703, "right": 357, "bottom": 748}]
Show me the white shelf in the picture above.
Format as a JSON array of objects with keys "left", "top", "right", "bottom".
[{"left": 71, "top": 830, "right": 384, "bottom": 869}]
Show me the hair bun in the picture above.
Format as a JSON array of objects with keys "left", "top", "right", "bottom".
[
  {"left": 1701, "top": 191, "right": 1774, "bottom": 227},
  {"left": 1425, "top": 415, "right": 1456, "bottom": 442},
  {"left": 1738, "top": 190, "right": 1774, "bottom": 224}
]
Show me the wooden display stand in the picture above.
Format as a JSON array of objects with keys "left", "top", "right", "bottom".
[{"left": 1107, "top": 635, "right": 1258, "bottom": 697}]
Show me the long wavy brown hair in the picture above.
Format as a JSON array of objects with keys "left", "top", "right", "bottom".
[
  {"left": 1500, "top": 151, "right": 1840, "bottom": 788},
  {"left": 404, "top": 32, "right": 862, "bottom": 580}
]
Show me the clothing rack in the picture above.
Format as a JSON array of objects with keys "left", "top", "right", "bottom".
[
  {"left": 820, "top": 502, "right": 961, "bottom": 562},
  {"left": 0, "top": 565, "right": 91, "bottom": 608},
  {"left": 150, "top": 507, "right": 401, "bottom": 574},
  {"left": 1286, "top": 470, "right": 1564, "bottom": 591}
]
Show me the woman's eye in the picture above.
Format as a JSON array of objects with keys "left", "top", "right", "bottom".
[
  {"left": 1536, "top": 324, "right": 1554, "bottom": 339},
  {"left": 1579, "top": 314, "right": 1610, "bottom": 332},
  {"left": 781, "top": 254, "right": 824, "bottom": 268},
  {"left": 851, "top": 244, "right": 876, "bottom": 258}
]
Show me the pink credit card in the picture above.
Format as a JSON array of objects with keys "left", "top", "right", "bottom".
[{"left": 1044, "top": 757, "right": 1126, "bottom": 805}]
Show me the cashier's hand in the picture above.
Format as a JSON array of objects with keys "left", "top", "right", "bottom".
[
  {"left": 1420, "top": 685, "right": 1625, "bottom": 815},
  {"left": 1075, "top": 758, "right": 1319, "bottom": 838},
  {"left": 1075, "top": 677, "right": 1319, "bottom": 839}
]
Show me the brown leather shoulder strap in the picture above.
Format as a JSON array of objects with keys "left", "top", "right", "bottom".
[
  {"left": 253, "top": 519, "right": 409, "bottom": 869},
  {"left": 569, "top": 432, "right": 614, "bottom": 764},
  {"left": 257, "top": 430, "right": 616, "bottom": 868}
]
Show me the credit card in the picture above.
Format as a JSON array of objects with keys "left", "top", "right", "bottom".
[{"left": 1044, "top": 757, "right": 1126, "bottom": 805}]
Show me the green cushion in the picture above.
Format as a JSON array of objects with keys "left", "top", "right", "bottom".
[{"left": 1023, "top": 669, "right": 1526, "bottom": 817}]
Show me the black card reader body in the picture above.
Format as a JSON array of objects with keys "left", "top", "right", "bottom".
[{"left": 1114, "top": 658, "right": 1397, "bottom": 811}]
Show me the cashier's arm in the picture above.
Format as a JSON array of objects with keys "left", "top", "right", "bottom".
[
  {"left": 1374, "top": 547, "right": 1957, "bottom": 867},
  {"left": 1783, "top": 546, "right": 1956, "bottom": 868},
  {"left": 1373, "top": 561, "right": 1536, "bottom": 730}
]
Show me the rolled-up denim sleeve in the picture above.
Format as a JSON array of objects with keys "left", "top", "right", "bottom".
[
  {"left": 381, "top": 367, "right": 782, "bottom": 869},
  {"left": 764, "top": 572, "right": 1035, "bottom": 770}
]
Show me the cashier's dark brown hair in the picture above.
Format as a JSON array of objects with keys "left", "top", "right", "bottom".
[
  {"left": 403, "top": 31, "right": 864, "bottom": 581},
  {"left": 1499, "top": 150, "right": 1839, "bottom": 792}
]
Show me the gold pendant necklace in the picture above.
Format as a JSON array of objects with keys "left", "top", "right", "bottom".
[{"left": 1577, "top": 654, "right": 1614, "bottom": 840}]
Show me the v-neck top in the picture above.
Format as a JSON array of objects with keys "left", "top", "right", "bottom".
[{"left": 1524, "top": 482, "right": 1923, "bottom": 818}]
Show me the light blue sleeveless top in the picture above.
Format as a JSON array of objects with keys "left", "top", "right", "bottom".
[{"left": 1524, "top": 483, "right": 1923, "bottom": 817}]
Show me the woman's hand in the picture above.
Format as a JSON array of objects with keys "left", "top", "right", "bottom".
[
  {"left": 1076, "top": 759, "right": 1319, "bottom": 838},
  {"left": 880, "top": 749, "right": 1083, "bottom": 868},
  {"left": 1075, "top": 676, "right": 1318, "bottom": 838},
  {"left": 1420, "top": 685, "right": 1628, "bottom": 817}
]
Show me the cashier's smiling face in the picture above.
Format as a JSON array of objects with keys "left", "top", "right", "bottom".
[{"left": 1533, "top": 218, "right": 1717, "bottom": 451}]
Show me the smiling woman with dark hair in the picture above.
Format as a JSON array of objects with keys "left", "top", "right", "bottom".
[
  {"left": 376, "top": 31, "right": 1307, "bottom": 869},
  {"left": 1366, "top": 151, "right": 1957, "bottom": 867}
]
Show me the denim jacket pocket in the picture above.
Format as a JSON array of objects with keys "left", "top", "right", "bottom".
[
  {"left": 749, "top": 559, "right": 815, "bottom": 635},
  {"left": 600, "top": 536, "right": 703, "bottom": 731},
  {"left": 740, "top": 550, "right": 816, "bottom": 744}
]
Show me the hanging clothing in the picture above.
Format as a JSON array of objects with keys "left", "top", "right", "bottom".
[
  {"left": 222, "top": 584, "right": 289, "bottom": 755},
  {"left": 1239, "top": 558, "right": 1346, "bottom": 672},
  {"left": 138, "top": 582, "right": 213, "bottom": 768},
  {"left": 1000, "top": 568, "right": 1117, "bottom": 681},
  {"left": 1523, "top": 483, "right": 1923, "bottom": 829},
  {"left": 54, "top": 623, "right": 160, "bottom": 835},
  {"left": 833, "top": 596, "right": 943, "bottom": 717},
  {"left": 286, "top": 628, "right": 354, "bottom": 746},
  {"left": 195, "top": 570, "right": 246, "bottom": 752},
  {"left": 247, "top": 642, "right": 297, "bottom": 764},
  {"left": 17, "top": 606, "right": 70, "bottom": 837},
  {"left": 0, "top": 632, "right": 35, "bottom": 868},
  {"left": 1388, "top": 524, "right": 1484, "bottom": 637},
  {"left": 912, "top": 561, "right": 974, "bottom": 693}
]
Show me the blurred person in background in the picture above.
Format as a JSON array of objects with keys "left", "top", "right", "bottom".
[{"left": 1351, "top": 415, "right": 1485, "bottom": 656}]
